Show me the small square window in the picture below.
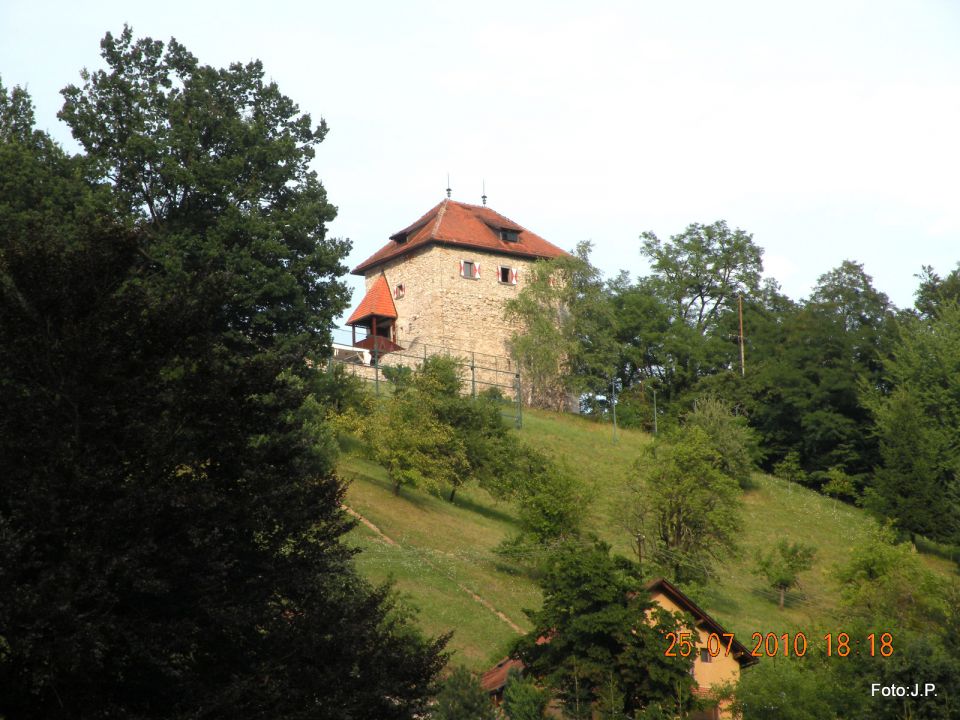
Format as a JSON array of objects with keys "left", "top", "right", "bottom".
[
  {"left": 699, "top": 648, "right": 712, "bottom": 663},
  {"left": 499, "top": 266, "right": 511, "bottom": 283},
  {"left": 462, "top": 260, "right": 475, "bottom": 278},
  {"left": 394, "top": 283, "right": 405, "bottom": 299}
]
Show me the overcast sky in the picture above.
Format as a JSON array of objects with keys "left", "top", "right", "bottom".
[{"left": 3, "top": 0, "right": 958, "bottom": 314}]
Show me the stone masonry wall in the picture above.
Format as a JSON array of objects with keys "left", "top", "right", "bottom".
[{"left": 362, "top": 243, "right": 543, "bottom": 393}]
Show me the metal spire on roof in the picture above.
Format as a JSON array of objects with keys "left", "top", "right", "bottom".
[
  {"left": 481, "top": 180, "right": 487, "bottom": 206},
  {"left": 446, "top": 174, "right": 451, "bottom": 199}
]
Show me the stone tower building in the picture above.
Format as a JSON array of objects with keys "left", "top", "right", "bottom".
[{"left": 346, "top": 198, "right": 567, "bottom": 372}]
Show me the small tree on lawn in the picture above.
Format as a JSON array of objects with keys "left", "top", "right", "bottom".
[
  {"left": 754, "top": 539, "right": 816, "bottom": 609},
  {"left": 626, "top": 427, "right": 742, "bottom": 584}
]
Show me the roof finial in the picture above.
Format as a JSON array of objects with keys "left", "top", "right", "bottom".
[
  {"left": 446, "top": 173, "right": 451, "bottom": 199},
  {"left": 481, "top": 179, "right": 487, "bottom": 206}
]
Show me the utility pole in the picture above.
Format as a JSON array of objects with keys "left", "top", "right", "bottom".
[{"left": 738, "top": 293, "right": 746, "bottom": 377}]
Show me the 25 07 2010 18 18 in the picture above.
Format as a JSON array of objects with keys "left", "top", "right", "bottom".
[{"left": 663, "top": 631, "right": 895, "bottom": 659}]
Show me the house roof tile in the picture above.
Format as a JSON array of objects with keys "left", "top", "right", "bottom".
[
  {"left": 346, "top": 272, "right": 398, "bottom": 325},
  {"left": 352, "top": 199, "right": 567, "bottom": 275}
]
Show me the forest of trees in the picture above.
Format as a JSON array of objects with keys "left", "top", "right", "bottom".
[{"left": 508, "top": 223, "right": 960, "bottom": 549}]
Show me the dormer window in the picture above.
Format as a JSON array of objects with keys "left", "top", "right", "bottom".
[{"left": 500, "top": 229, "right": 519, "bottom": 243}]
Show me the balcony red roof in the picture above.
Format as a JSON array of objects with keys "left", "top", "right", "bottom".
[
  {"left": 346, "top": 273, "right": 398, "bottom": 325},
  {"left": 352, "top": 199, "right": 568, "bottom": 275}
]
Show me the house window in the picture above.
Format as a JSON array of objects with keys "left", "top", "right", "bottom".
[
  {"left": 699, "top": 648, "right": 712, "bottom": 663},
  {"left": 460, "top": 259, "right": 480, "bottom": 279},
  {"left": 500, "top": 228, "right": 519, "bottom": 243},
  {"left": 499, "top": 266, "right": 518, "bottom": 285},
  {"left": 394, "top": 283, "right": 405, "bottom": 299}
]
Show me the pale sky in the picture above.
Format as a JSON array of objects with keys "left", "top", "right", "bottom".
[{"left": 2, "top": 0, "right": 958, "bottom": 313}]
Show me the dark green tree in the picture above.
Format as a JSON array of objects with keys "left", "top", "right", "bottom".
[
  {"left": 864, "top": 305, "right": 960, "bottom": 543},
  {"left": 432, "top": 666, "right": 496, "bottom": 720},
  {"left": 914, "top": 263, "right": 960, "bottom": 319},
  {"left": 501, "top": 669, "right": 548, "bottom": 720},
  {"left": 722, "top": 262, "right": 893, "bottom": 483},
  {"left": 0, "top": 28, "right": 447, "bottom": 719},
  {"left": 512, "top": 541, "right": 696, "bottom": 718}
]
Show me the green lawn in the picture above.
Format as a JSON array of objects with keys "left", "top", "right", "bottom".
[
  {"left": 342, "top": 456, "right": 539, "bottom": 670},
  {"left": 341, "top": 407, "right": 958, "bottom": 670}
]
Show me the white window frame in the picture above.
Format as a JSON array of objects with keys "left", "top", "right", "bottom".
[{"left": 459, "top": 259, "right": 480, "bottom": 280}]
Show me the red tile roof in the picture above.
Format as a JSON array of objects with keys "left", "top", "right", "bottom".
[
  {"left": 346, "top": 273, "right": 398, "bottom": 325},
  {"left": 480, "top": 657, "right": 524, "bottom": 694},
  {"left": 352, "top": 199, "right": 568, "bottom": 275}
]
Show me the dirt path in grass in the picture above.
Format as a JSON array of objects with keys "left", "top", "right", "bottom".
[{"left": 342, "top": 504, "right": 524, "bottom": 635}]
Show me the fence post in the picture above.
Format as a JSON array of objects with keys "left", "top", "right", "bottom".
[
  {"left": 611, "top": 375, "right": 618, "bottom": 443},
  {"left": 652, "top": 388, "right": 658, "bottom": 435},
  {"left": 514, "top": 373, "right": 522, "bottom": 429},
  {"left": 471, "top": 352, "right": 476, "bottom": 399}
]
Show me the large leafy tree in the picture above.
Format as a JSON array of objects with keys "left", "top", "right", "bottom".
[
  {"left": 720, "top": 262, "right": 893, "bottom": 481},
  {"left": 505, "top": 241, "right": 617, "bottom": 411},
  {"left": 0, "top": 29, "right": 446, "bottom": 720},
  {"left": 624, "top": 428, "right": 742, "bottom": 584},
  {"left": 865, "top": 305, "right": 960, "bottom": 543},
  {"left": 629, "top": 220, "right": 764, "bottom": 415},
  {"left": 512, "top": 541, "right": 696, "bottom": 719},
  {"left": 640, "top": 220, "right": 763, "bottom": 335}
]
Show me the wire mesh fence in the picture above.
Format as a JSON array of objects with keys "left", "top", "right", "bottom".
[{"left": 327, "top": 327, "right": 523, "bottom": 428}]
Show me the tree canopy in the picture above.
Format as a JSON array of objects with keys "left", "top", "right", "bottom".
[
  {"left": 641, "top": 220, "right": 763, "bottom": 334},
  {"left": 624, "top": 428, "right": 742, "bottom": 584},
  {"left": 512, "top": 541, "right": 696, "bottom": 719},
  {"left": 0, "top": 30, "right": 446, "bottom": 719},
  {"left": 505, "top": 241, "right": 617, "bottom": 411}
]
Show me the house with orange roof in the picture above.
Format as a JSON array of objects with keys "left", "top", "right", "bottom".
[
  {"left": 481, "top": 578, "right": 756, "bottom": 720},
  {"left": 346, "top": 198, "right": 568, "bottom": 371}
]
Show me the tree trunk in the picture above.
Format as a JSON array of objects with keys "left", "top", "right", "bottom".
[
  {"left": 449, "top": 487, "right": 457, "bottom": 502},
  {"left": 779, "top": 587, "right": 785, "bottom": 609}
]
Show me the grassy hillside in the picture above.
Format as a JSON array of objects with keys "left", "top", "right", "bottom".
[{"left": 341, "top": 407, "right": 957, "bottom": 671}]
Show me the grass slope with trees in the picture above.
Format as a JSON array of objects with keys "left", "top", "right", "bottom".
[{"left": 340, "top": 404, "right": 957, "bottom": 670}]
